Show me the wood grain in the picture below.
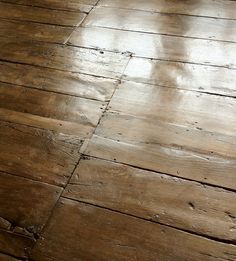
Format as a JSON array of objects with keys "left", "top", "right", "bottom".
[
  {"left": 98, "top": 0, "right": 236, "bottom": 20},
  {"left": 32, "top": 198, "right": 236, "bottom": 261},
  {"left": 64, "top": 157, "right": 236, "bottom": 241},
  {"left": 123, "top": 58, "right": 236, "bottom": 97},
  {"left": 1, "top": 0, "right": 96, "bottom": 12},
  {"left": 0, "top": 40, "right": 130, "bottom": 78},
  {"left": 69, "top": 26, "right": 236, "bottom": 68},
  {"left": 0, "top": 61, "right": 119, "bottom": 101},
  {"left": 0, "top": 230, "right": 33, "bottom": 259},
  {"left": 0, "top": 253, "right": 21, "bottom": 261},
  {"left": 0, "top": 82, "right": 106, "bottom": 136},
  {"left": 0, "top": 2, "right": 86, "bottom": 26},
  {"left": 84, "top": 7, "right": 236, "bottom": 42},
  {"left": 0, "top": 121, "right": 80, "bottom": 186},
  {"left": 0, "top": 172, "right": 62, "bottom": 235},
  {"left": 0, "top": 19, "right": 74, "bottom": 44}
]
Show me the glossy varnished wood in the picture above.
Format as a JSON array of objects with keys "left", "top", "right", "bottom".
[
  {"left": 84, "top": 7, "right": 236, "bottom": 42},
  {"left": 0, "top": 19, "right": 74, "bottom": 44},
  {"left": 123, "top": 58, "right": 236, "bottom": 97},
  {"left": 32, "top": 198, "right": 236, "bottom": 261},
  {"left": 0, "top": 39, "right": 130, "bottom": 78},
  {"left": 69, "top": 26, "right": 236, "bottom": 68},
  {"left": 0, "top": 61, "right": 118, "bottom": 101},
  {"left": 64, "top": 157, "right": 236, "bottom": 241},
  {"left": 99, "top": 0, "right": 236, "bottom": 20},
  {"left": 1, "top": 0, "right": 97, "bottom": 12},
  {"left": 0, "top": 82, "right": 106, "bottom": 135},
  {"left": 0, "top": 2, "right": 86, "bottom": 26}
]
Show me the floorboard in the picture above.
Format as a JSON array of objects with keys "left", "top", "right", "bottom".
[{"left": 1, "top": 0, "right": 236, "bottom": 259}]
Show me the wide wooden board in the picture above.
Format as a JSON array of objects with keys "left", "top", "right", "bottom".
[
  {"left": 83, "top": 7, "right": 236, "bottom": 42},
  {"left": 69, "top": 26, "right": 236, "bottom": 68},
  {"left": 64, "top": 157, "right": 236, "bottom": 241},
  {"left": 0, "top": 2, "right": 86, "bottom": 26},
  {"left": 0, "top": 40, "right": 130, "bottom": 78},
  {"left": 32, "top": 198, "right": 236, "bottom": 261},
  {"left": 99, "top": 0, "right": 236, "bottom": 20},
  {"left": 123, "top": 57, "right": 236, "bottom": 97},
  {"left": 0, "top": 121, "right": 80, "bottom": 186}
]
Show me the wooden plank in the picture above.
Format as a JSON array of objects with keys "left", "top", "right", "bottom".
[
  {"left": 0, "top": 61, "right": 119, "bottom": 101},
  {"left": 69, "top": 26, "right": 236, "bottom": 68},
  {"left": 0, "top": 230, "right": 33, "bottom": 259},
  {"left": 0, "top": 121, "right": 80, "bottom": 186},
  {"left": 0, "top": 19, "right": 74, "bottom": 44},
  {"left": 64, "top": 157, "right": 236, "bottom": 241},
  {"left": 32, "top": 198, "right": 236, "bottom": 261},
  {"left": 0, "top": 82, "right": 105, "bottom": 136},
  {"left": 0, "top": 2, "right": 86, "bottom": 26},
  {"left": 109, "top": 81, "right": 236, "bottom": 136},
  {"left": 83, "top": 133, "right": 236, "bottom": 191},
  {"left": 0, "top": 172, "right": 62, "bottom": 235},
  {"left": 123, "top": 58, "right": 236, "bottom": 97},
  {"left": 0, "top": 253, "right": 21, "bottom": 261},
  {"left": 0, "top": 39, "right": 130, "bottom": 78},
  {"left": 83, "top": 7, "right": 236, "bottom": 42},
  {"left": 0, "top": 0, "right": 96, "bottom": 12},
  {"left": 98, "top": 0, "right": 236, "bottom": 20}
]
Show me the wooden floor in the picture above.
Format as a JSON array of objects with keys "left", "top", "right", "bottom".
[{"left": 1, "top": 0, "right": 236, "bottom": 260}]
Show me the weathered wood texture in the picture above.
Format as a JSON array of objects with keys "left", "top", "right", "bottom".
[
  {"left": 0, "top": 121, "right": 80, "bottom": 186},
  {"left": 0, "top": 230, "right": 33, "bottom": 259},
  {"left": 0, "top": 61, "right": 118, "bottom": 101},
  {"left": 0, "top": 172, "right": 62, "bottom": 235},
  {"left": 0, "top": 19, "right": 74, "bottom": 44},
  {"left": 83, "top": 7, "right": 236, "bottom": 42},
  {"left": 64, "top": 157, "right": 236, "bottom": 241},
  {"left": 98, "top": 0, "right": 236, "bottom": 19},
  {"left": 0, "top": 82, "right": 106, "bottom": 136},
  {"left": 32, "top": 198, "right": 236, "bottom": 261},
  {"left": 0, "top": 0, "right": 97, "bottom": 12},
  {"left": 69, "top": 27, "right": 236, "bottom": 68},
  {"left": 0, "top": 2, "right": 86, "bottom": 26},
  {"left": 0, "top": 40, "right": 130, "bottom": 78},
  {"left": 123, "top": 58, "right": 236, "bottom": 97}
]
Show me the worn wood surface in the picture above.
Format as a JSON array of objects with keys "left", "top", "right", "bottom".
[
  {"left": 84, "top": 7, "right": 236, "bottom": 42},
  {"left": 0, "top": 19, "right": 74, "bottom": 44},
  {"left": 1, "top": 0, "right": 236, "bottom": 259},
  {"left": 0, "top": 82, "right": 105, "bottom": 135},
  {"left": 0, "top": 2, "right": 86, "bottom": 26},
  {"left": 0, "top": 39, "right": 130, "bottom": 78},
  {"left": 0, "top": 61, "right": 118, "bottom": 101},
  {"left": 69, "top": 26, "right": 236, "bottom": 68},
  {"left": 0, "top": 0, "right": 97, "bottom": 12},
  {"left": 0, "top": 121, "right": 80, "bottom": 186},
  {"left": 0, "top": 172, "right": 62, "bottom": 235},
  {"left": 32, "top": 198, "right": 236, "bottom": 261},
  {"left": 64, "top": 157, "right": 236, "bottom": 241},
  {"left": 123, "top": 57, "right": 236, "bottom": 97},
  {"left": 98, "top": 0, "right": 236, "bottom": 19}
]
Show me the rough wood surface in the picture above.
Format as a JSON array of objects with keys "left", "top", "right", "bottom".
[
  {"left": 0, "top": 2, "right": 86, "bottom": 26},
  {"left": 0, "top": 82, "right": 105, "bottom": 135},
  {"left": 0, "top": 172, "right": 62, "bottom": 235},
  {"left": 64, "top": 157, "right": 236, "bottom": 241},
  {"left": 32, "top": 198, "right": 236, "bottom": 261},
  {"left": 0, "top": 121, "right": 80, "bottom": 186},
  {"left": 0, "top": 40, "right": 130, "bottom": 78},
  {"left": 0, "top": 61, "right": 118, "bottom": 101}
]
